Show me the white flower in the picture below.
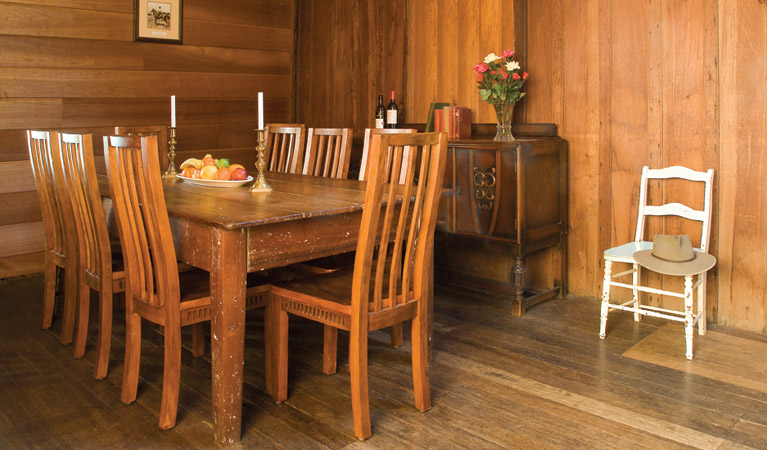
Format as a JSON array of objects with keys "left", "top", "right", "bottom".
[
  {"left": 484, "top": 53, "right": 500, "bottom": 64},
  {"left": 506, "top": 60, "right": 520, "bottom": 71}
]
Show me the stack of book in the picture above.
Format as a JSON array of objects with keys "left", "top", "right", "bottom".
[{"left": 428, "top": 104, "right": 472, "bottom": 139}]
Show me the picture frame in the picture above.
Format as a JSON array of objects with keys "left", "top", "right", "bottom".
[{"left": 135, "top": 0, "right": 183, "bottom": 44}]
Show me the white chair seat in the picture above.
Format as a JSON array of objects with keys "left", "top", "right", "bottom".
[{"left": 603, "top": 241, "right": 652, "bottom": 262}]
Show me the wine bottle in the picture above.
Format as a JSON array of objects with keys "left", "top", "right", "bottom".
[
  {"left": 386, "top": 90, "right": 398, "bottom": 129},
  {"left": 375, "top": 95, "right": 385, "bottom": 129}
]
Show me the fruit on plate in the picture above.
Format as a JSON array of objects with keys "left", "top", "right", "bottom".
[
  {"left": 202, "top": 154, "right": 217, "bottom": 166},
  {"left": 179, "top": 158, "right": 202, "bottom": 170},
  {"left": 181, "top": 166, "right": 195, "bottom": 178},
  {"left": 229, "top": 163, "right": 245, "bottom": 171},
  {"left": 231, "top": 167, "right": 248, "bottom": 181},
  {"left": 201, "top": 165, "right": 218, "bottom": 180},
  {"left": 215, "top": 167, "right": 232, "bottom": 181},
  {"left": 217, "top": 158, "right": 230, "bottom": 169},
  {"left": 192, "top": 168, "right": 202, "bottom": 179}
]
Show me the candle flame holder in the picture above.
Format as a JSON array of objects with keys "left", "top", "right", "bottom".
[
  {"left": 163, "top": 126, "right": 178, "bottom": 177},
  {"left": 250, "top": 128, "right": 272, "bottom": 193}
]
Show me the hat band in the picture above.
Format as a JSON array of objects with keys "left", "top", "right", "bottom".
[{"left": 651, "top": 251, "right": 695, "bottom": 263}]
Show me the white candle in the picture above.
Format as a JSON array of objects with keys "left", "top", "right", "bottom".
[
  {"left": 258, "top": 92, "right": 264, "bottom": 130},
  {"left": 171, "top": 95, "right": 176, "bottom": 128}
]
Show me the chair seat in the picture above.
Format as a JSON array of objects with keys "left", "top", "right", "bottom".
[
  {"left": 603, "top": 241, "right": 652, "bottom": 262},
  {"left": 604, "top": 241, "right": 704, "bottom": 263}
]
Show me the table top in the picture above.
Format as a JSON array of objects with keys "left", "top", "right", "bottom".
[{"left": 100, "top": 171, "right": 369, "bottom": 231}]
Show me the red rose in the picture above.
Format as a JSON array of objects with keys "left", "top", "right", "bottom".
[
  {"left": 512, "top": 72, "right": 521, "bottom": 80},
  {"left": 477, "top": 73, "right": 484, "bottom": 82},
  {"left": 502, "top": 72, "right": 509, "bottom": 80},
  {"left": 473, "top": 63, "right": 490, "bottom": 73},
  {"left": 501, "top": 50, "right": 515, "bottom": 58},
  {"left": 522, "top": 72, "right": 529, "bottom": 79}
]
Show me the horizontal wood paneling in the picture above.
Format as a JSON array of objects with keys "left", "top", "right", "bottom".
[
  {"left": 0, "top": 222, "right": 44, "bottom": 258},
  {"left": 0, "top": 1, "right": 295, "bottom": 279}
]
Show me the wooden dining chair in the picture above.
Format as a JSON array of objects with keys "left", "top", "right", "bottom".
[
  {"left": 104, "top": 134, "right": 269, "bottom": 429},
  {"left": 264, "top": 123, "right": 306, "bottom": 174},
  {"left": 114, "top": 126, "right": 169, "bottom": 172},
  {"left": 55, "top": 132, "right": 127, "bottom": 380},
  {"left": 358, "top": 128, "right": 417, "bottom": 183},
  {"left": 27, "top": 130, "right": 80, "bottom": 345},
  {"left": 266, "top": 132, "right": 448, "bottom": 439},
  {"left": 302, "top": 127, "right": 352, "bottom": 178}
]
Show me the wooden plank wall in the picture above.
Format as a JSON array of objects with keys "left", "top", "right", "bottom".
[
  {"left": 296, "top": 0, "right": 767, "bottom": 333},
  {"left": 0, "top": 0, "right": 295, "bottom": 278},
  {"left": 293, "top": 0, "right": 407, "bottom": 139}
]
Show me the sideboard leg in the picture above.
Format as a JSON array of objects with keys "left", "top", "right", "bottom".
[{"left": 510, "top": 256, "right": 527, "bottom": 316}]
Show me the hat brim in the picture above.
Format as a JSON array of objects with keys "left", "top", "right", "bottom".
[{"left": 633, "top": 250, "right": 716, "bottom": 276}]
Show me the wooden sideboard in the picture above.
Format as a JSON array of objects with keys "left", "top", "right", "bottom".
[{"left": 435, "top": 124, "right": 567, "bottom": 316}]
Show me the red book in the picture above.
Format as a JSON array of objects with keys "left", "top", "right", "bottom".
[
  {"left": 451, "top": 106, "right": 472, "bottom": 138},
  {"left": 434, "top": 108, "right": 443, "bottom": 132}
]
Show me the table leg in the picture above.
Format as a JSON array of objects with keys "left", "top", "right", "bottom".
[
  {"left": 510, "top": 256, "right": 526, "bottom": 316},
  {"left": 209, "top": 228, "right": 247, "bottom": 445}
]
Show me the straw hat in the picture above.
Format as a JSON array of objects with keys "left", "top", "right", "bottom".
[{"left": 633, "top": 234, "right": 716, "bottom": 276}]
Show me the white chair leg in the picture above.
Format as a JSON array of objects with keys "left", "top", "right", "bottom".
[
  {"left": 599, "top": 260, "right": 612, "bottom": 339},
  {"left": 684, "top": 275, "right": 694, "bottom": 360},
  {"left": 698, "top": 274, "right": 707, "bottom": 336},
  {"left": 632, "top": 263, "right": 641, "bottom": 322}
]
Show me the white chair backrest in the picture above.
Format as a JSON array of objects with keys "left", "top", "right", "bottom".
[
  {"left": 634, "top": 165, "right": 715, "bottom": 252},
  {"left": 358, "top": 128, "right": 417, "bottom": 184}
]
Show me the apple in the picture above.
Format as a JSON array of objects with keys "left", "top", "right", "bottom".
[{"left": 231, "top": 167, "right": 248, "bottom": 181}]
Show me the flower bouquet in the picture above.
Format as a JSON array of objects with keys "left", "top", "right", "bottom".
[{"left": 473, "top": 50, "right": 528, "bottom": 141}]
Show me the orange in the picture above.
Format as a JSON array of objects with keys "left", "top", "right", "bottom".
[
  {"left": 215, "top": 168, "right": 232, "bottom": 181},
  {"left": 181, "top": 166, "right": 195, "bottom": 178},
  {"left": 202, "top": 154, "right": 216, "bottom": 166},
  {"left": 201, "top": 165, "right": 218, "bottom": 180},
  {"left": 229, "top": 164, "right": 245, "bottom": 171}
]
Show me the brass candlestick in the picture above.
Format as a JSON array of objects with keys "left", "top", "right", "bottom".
[
  {"left": 250, "top": 128, "right": 272, "bottom": 193},
  {"left": 163, "top": 126, "right": 178, "bottom": 177}
]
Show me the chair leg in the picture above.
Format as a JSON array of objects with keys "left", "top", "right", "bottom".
[
  {"left": 411, "top": 313, "right": 432, "bottom": 412},
  {"left": 93, "top": 283, "right": 113, "bottom": 380},
  {"left": 349, "top": 324, "right": 371, "bottom": 440},
  {"left": 698, "top": 274, "right": 707, "bottom": 335},
  {"left": 159, "top": 321, "right": 181, "bottom": 429},
  {"left": 684, "top": 275, "right": 694, "bottom": 360},
  {"left": 73, "top": 274, "right": 90, "bottom": 359},
  {"left": 265, "top": 296, "right": 289, "bottom": 402},
  {"left": 599, "top": 260, "right": 612, "bottom": 339},
  {"left": 192, "top": 323, "right": 206, "bottom": 357},
  {"left": 389, "top": 324, "right": 404, "bottom": 348},
  {"left": 632, "top": 263, "right": 641, "bottom": 322},
  {"left": 42, "top": 260, "right": 57, "bottom": 329},
  {"left": 323, "top": 325, "right": 337, "bottom": 375},
  {"left": 121, "top": 304, "right": 142, "bottom": 404},
  {"left": 59, "top": 265, "right": 78, "bottom": 344}
]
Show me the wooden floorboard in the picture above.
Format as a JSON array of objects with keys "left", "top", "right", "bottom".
[{"left": 0, "top": 274, "right": 765, "bottom": 449}]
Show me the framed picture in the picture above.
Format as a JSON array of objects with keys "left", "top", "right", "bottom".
[{"left": 135, "top": 0, "right": 182, "bottom": 44}]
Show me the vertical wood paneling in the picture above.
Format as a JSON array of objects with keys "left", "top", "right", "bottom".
[{"left": 719, "top": 1, "right": 767, "bottom": 333}]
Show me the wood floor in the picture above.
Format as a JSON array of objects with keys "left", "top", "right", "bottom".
[{"left": 1, "top": 274, "right": 766, "bottom": 449}]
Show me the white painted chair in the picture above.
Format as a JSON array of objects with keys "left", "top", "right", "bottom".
[{"left": 598, "top": 166, "right": 715, "bottom": 359}]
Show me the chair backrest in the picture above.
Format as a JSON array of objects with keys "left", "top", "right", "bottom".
[
  {"left": 352, "top": 132, "right": 448, "bottom": 316},
  {"left": 358, "top": 128, "right": 418, "bottom": 183},
  {"left": 634, "top": 165, "right": 715, "bottom": 252},
  {"left": 104, "top": 135, "right": 179, "bottom": 313},
  {"left": 57, "top": 132, "right": 113, "bottom": 278},
  {"left": 27, "top": 130, "right": 70, "bottom": 259},
  {"left": 264, "top": 124, "right": 306, "bottom": 174},
  {"left": 302, "top": 127, "right": 352, "bottom": 178},
  {"left": 115, "top": 126, "right": 169, "bottom": 171}
]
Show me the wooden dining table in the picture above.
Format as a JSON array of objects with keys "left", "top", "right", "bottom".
[
  {"left": 100, "top": 169, "right": 437, "bottom": 445},
  {"left": 163, "top": 171, "right": 376, "bottom": 444}
]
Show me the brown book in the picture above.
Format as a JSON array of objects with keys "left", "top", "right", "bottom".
[
  {"left": 451, "top": 106, "right": 472, "bottom": 138},
  {"left": 442, "top": 106, "right": 453, "bottom": 135},
  {"left": 434, "top": 107, "right": 444, "bottom": 132}
]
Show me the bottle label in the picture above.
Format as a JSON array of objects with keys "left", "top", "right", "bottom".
[
  {"left": 387, "top": 110, "right": 397, "bottom": 125},
  {"left": 375, "top": 118, "right": 384, "bottom": 129}
]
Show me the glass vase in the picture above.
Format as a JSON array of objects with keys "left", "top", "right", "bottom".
[{"left": 492, "top": 102, "right": 515, "bottom": 141}]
